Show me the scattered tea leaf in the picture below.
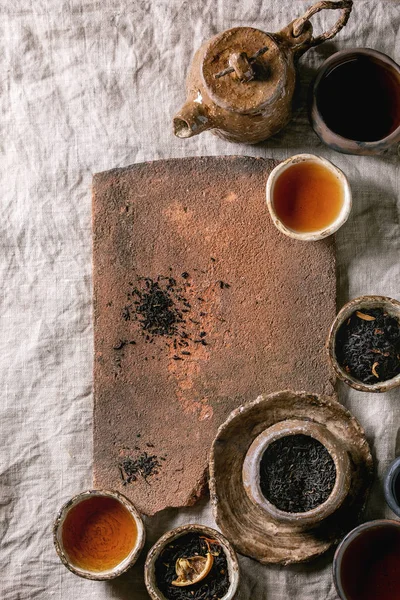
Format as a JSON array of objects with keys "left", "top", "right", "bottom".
[{"left": 120, "top": 452, "right": 161, "bottom": 484}]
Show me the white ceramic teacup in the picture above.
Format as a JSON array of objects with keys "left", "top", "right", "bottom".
[{"left": 266, "top": 153, "right": 352, "bottom": 241}]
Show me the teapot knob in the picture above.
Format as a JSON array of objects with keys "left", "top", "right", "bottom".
[
  {"left": 214, "top": 46, "right": 268, "bottom": 81},
  {"left": 228, "top": 52, "right": 254, "bottom": 83}
]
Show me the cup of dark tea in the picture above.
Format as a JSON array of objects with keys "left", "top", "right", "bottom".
[
  {"left": 333, "top": 520, "right": 400, "bottom": 600},
  {"left": 384, "top": 456, "right": 400, "bottom": 518},
  {"left": 310, "top": 48, "right": 400, "bottom": 155}
]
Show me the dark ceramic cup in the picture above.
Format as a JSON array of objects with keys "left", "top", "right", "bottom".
[
  {"left": 333, "top": 520, "right": 400, "bottom": 600},
  {"left": 384, "top": 456, "right": 400, "bottom": 517},
  {"left": 310, "top": 48, "right": 400, "bottom": 155}
]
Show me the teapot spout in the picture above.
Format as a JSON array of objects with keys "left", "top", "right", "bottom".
[{"left": 173, "top": 100, "right": 212, "bottom": 138}]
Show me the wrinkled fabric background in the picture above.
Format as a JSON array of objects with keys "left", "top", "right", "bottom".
[{"left": 1, "top": 0, "right": 400, "bottom": 598}]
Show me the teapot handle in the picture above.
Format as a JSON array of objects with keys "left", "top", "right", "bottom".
[{"left": 282, "top": 1, "right": 353, "bottom": 57}]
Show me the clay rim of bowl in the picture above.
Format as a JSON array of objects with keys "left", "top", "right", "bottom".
[
  {"left": 333, "top": 519, "right": 400, "bottom": 600},
  {"left": 242, "top": 418, "right": 351, "bottom": 526},
  {"left": 384, "top": 456, "right": 400, "bottom": 517},
  {"left": 209, "top": 390, "right": 374, "bottom": 565},
  {"left": 310, "top": 48, "right": 400, "bottom": 151},
  {"left": 144, "top": 523, "right": 240, "bottom": 600},
  {"left": 53, "top": 489, "right": 146, "bottom": 581},
  {"left": 265, "top": 153, "right": 352, "bottom": 241},
  {"left": 326, "top": 295, "right": 400, "bottom": 393}
]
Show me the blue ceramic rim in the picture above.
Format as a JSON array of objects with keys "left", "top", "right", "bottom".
[
  {"left": 384, "top": 456, "right": 400, "bottom": 517},
  {"left": 332, "top": 519, "right": 400, "bottom": 600}
]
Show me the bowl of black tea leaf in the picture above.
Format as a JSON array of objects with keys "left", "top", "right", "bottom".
[
  {"left": 242, "top": 418, "right": 351, "bottom": 527},
  {"left": 145, "top": 524, "right": 240, "bottom": 600},
  {"left": 327, "top": 295, "right": 400, "bottom": 392}
]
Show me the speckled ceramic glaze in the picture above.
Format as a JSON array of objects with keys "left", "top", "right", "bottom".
[
  {"left": 53, "top": 489, "right": 145, "bottom": 580},
  {"left": 327, "top": 295, "right": 400, "bottom": 392},
  {"left": 266, "top": 154, "right": 352, "bottom": 241},
  {"left": 310, "top": 48, "right": 400, "bottom": 155},
  {"left": 174, "top": 2, "right": 353, "bottom": 143},
  {"left": 384, "top": 456, "right": 400, "bottom": 517},
  {"left": 144, "top": 524, "right": 240, "bottom": 600},
  {"left": 209, "top": 391, "right": 373, "bottom": 565},
  {"left": 242, "top": 418, "right": 351, "bottom": 527}
]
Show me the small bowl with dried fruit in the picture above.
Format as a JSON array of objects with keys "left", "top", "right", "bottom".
[
  {"left": 144, "top": 524, "right": 240, "bottom": 600},
  {"left": 327, "top": 295, "right": 400, "bottom": 392}
]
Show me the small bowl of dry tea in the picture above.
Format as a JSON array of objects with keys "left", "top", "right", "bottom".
[
  {"left": 242, "top": 418, "right": 351, "bottom": 528},
  {"left": 53, "top": 489, "right": 145, "bottom": 580},
  {"left": 145, "top": 524, "right": 240, "bottom": 600},
  {"left": 327, "top": 295, "right": 400, "bottom": 393}
]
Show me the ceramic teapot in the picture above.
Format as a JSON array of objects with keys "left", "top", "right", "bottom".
[{"left": 173, "top": 0, "right": 353, "bottom": 144}]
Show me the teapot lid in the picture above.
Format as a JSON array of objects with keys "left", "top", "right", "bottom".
[{"left": 202, "top": 27, "right": 287, "bottom": 115}]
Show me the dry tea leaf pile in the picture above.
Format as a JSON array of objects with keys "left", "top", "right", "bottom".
[
  {"left": 260, "top": 434, "right": 336, "bottom": 513},
  {"left": 155, "top": 534, "right": 229, "bottom": 600},
  {"left": 335, "top": 308, "right": 400, "bottom": 383}
]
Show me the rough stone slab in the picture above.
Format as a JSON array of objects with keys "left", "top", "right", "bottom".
[{"left": 92, "top": 156, "right": 336, "bottom": 516}]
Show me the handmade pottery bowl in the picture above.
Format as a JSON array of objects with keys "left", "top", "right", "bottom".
[
  {"left": 384, "top": 456, "right": 400, "bottom": 517},
  {"left": 53, "top": 489, "right": 145, "bottom": 580},
  {"left": 145, "top": 524, "right": 240, "bottom": 600},
  {"left": 310, "top": 48, "right": 400, "bottom": 155},
  {"left": 210, "top": 390, "right": 373, "bottom": 565},
  {"left": 327, "top": 295, "right": 400, "bottom": 393},
  {"left": 242, "top": 418, "right": 351, "bottom": 527},
  {"left": 266, "top": 154, "right": 352, "bottom": 241},
  {"left": 333, "top": 519, "right": 400, "bottom": 599}
]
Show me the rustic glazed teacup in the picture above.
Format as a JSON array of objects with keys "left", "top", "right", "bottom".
[
  {"left": 310, "top": 48, "right": 400, "bottom": 155},
  {"left": 327, "top": 295, "right": 400, "bottom": 393},
  {"left": 384, "top": 456, "right": 400, "bottom": 518},
  {"left": 333, "top": 520, "right": 400, "bottom": 599},
  {"left": 145, "top": 524, "right": 240, "bottom": 600},
  {"left": 266, "top": 154, "right": 352, "bottom": 241},
  {"left": 242, "top": 418, "right": 351, "bottom": 528},
  {"left": 53, "top": 489, "right": 145, "bottom": 580}
]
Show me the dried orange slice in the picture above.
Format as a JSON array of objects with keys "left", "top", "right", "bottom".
[{"left": 171, "top": 552, "right": 214, "bottom": 587}]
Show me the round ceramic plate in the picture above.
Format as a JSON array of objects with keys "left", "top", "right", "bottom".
[{"left": 209, "top": 390, "right": 373, "bottom": 565}]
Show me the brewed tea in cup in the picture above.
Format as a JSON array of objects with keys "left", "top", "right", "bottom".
[{"left": 310, "top": 49, "right": 400, "bottom": 155}]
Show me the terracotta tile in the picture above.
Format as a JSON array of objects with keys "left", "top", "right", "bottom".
[{"left": 92, "top": 156, "right": 336, "bottom": 515}]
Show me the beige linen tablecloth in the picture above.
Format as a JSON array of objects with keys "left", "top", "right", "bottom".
[{"left": 1, "top": 0, "right": 400, "bottom": 598}]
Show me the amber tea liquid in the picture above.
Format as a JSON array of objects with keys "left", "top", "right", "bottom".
[
  {"left": 273, "top": 161, "right": 344, "bottom": 233},
  {"left": 62, "top": 495, "right": 137, "bottom": 572},
  {"left": 316, "top": 55, "right": 400, "bottom": 141}
]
